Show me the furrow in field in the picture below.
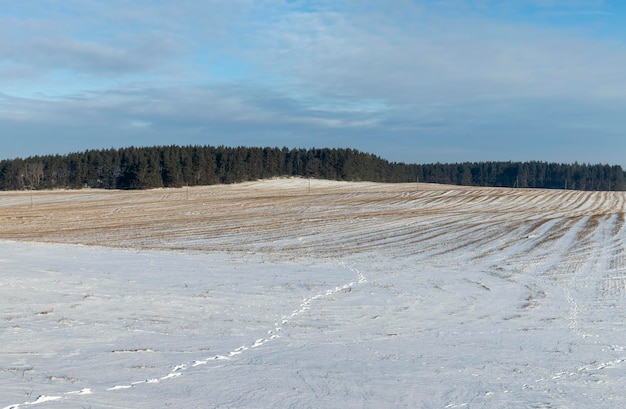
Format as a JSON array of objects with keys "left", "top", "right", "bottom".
[
  {"left": 483, "top": 215, "right": 587, "bottom": 282},
  {"left": 597, "top": 213, "right": 626, "bottom": 300}
]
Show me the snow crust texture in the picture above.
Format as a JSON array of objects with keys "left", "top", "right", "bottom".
[{"left": 1, "top": 179, "right": 626, "bottom": 408}]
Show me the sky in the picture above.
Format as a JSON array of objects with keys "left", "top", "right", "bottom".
[{"left": 1, "top": 0, "right": 626, "bottom": 165}]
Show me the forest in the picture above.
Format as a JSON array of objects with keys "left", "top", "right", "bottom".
[{"left": 0, "top": 145, "right": 624, "bottom": 191}]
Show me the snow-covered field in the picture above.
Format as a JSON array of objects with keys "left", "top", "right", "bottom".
[{"left": 2, "top": 179, "right": 626, "bottom": 408}]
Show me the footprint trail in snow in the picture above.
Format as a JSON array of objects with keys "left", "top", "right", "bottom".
[{"left": 2, "top": 263, "right": 366, "bottom": 409}]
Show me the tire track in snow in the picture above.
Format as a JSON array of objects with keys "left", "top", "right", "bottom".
[
  {"left": 599, "top": 213, "right": 626, "bottom": 299},
  {"left": 437, "top": 210, "right": 626, "bottom": 408},
  {"left": 2, "top": 263, "right": 367, "bottom": 408},
  {"left": 526, "top": 212, "right": 626, "bottom": 393},
  {"left": 556, "top": 215, "right": 614, "bottom": 340}
]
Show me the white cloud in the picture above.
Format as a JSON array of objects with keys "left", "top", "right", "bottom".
[{"left": 251, "top": 4, "right": 626, "bottom": 106}]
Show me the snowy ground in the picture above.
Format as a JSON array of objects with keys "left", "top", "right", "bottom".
[{"left": 2, "top": 179, "right": 626, "bottom": 408}]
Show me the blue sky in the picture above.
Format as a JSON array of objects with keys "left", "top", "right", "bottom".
[{"left": 1, "top": 0, "right": 626, "bottom": 165}]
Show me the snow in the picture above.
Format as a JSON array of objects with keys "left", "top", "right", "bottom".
[{"left": 1, "top": 179, "right": 626, "bottom": 408}]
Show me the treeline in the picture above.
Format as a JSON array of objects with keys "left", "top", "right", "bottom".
[
  {"left": 0, "top": 145, "right": 624, "bottom": 191},
  {"left": 417, "top": 161, "right": 626, "bottom": 191}
]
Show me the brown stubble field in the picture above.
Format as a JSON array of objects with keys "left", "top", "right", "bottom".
[{"left": 0, "top": 178, "right": 624, "bottom": 262}]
